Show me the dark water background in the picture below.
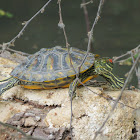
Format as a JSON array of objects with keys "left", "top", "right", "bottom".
[{"left": 0, "top": 0, "right": 140, "bottom": 87}]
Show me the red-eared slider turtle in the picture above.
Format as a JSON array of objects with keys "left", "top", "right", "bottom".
[{"left": 0, "top": 46, "right": 124, "bottom": 97}]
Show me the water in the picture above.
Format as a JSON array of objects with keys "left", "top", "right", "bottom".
[{"left": 0, "top": 0, "right": 139, "bottom": 87}]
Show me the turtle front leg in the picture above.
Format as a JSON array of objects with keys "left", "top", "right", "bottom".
[{"left": 69, "top": 78, "right": 79, "bottom": 99}]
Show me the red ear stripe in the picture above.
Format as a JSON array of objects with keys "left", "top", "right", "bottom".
[{"left": 109, "top": 59, "right": 113, "bottom": 63}]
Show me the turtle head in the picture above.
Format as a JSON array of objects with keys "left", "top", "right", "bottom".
[
  {"left": 94, "top": 57, "right": 113, "bottom": 75},
  {"left": 94, "top": 57, "right": 124, "bottom": 89}
]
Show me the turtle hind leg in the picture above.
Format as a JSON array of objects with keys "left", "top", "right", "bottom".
[
  {"left": 101, "top": 72, "right": 124, "bottom": 89},
  {"left": 0, "top": 77, "right": 20, "bottom": 95},
  {"left": 0, "top": 77, "right": 13, "bottom": 82}
]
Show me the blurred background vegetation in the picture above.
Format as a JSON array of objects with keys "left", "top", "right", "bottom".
[
  {"left": 0, "top": 9, "right": 13, "bottom": 18},
  {"left": 0, "top": 0, "right": 140, "bottom": 87}
]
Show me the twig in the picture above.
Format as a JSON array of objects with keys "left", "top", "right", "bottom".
[
  {"left": 138, "top": 66, "right": 140, "bottom": 88},
  {"left": 82, "top": 0, "right": 91, "bottom": 33},
  {"left": 0, "top": 0, "right": 53, "bottom": 52},
  {"left": 82, "top": 0, "right": 94, "bottom": 50},
  {"left": 57, "top": 1, "right": 77, "bottom": 139},
  {"left": 78, "top": 0, "right": 105, "bottom": 74},
  {"left": 7, "top": 47, "right": 30, "bottom": 56},
  {"left": 113, "top": 44, "right": 140, "bottom": 63},
  {"left": 78, "top": 80, "right": 135, "bottom": 110},
  {"left": 57, "top": 0, "right": 77, "bottom": 74},
  {"left": 0, "top": 121, "right": 44, "bottom": 140},
  {"left": 57, "top": 0, "right": 69, "bottom": 48},
  {"left": 130, "top": 51, "right": 139, "bottom": 79},
  {"left": 81, "top": 0, "right": 94, "bottom": 8},
  {"left": 70, "top": 90, "right": 74, "bottom": 139},
  {"left": 93, "top": 52, "right": 140, "bottom": 140},
  {"left": 113, "top": 44, "right": 140, "bottom": 88}
]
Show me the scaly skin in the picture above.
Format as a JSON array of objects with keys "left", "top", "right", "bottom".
[
  {"left": 69, "top": 57, "right": 124, "bottom": 98},
  {"left": 0, "top": 58, "right": 124, "bottom": 96}
]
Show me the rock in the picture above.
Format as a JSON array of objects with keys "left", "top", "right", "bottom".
[
  {"left": 0, "top": 51, "right": 26, "bottom": 63},
  {"left": 0, "top": 101, "right": 31, "bottom": 122},
  {"left": 32, "top": 127, "right": 66, "bottom": 140},
  {"left": 24, "top": 112, "right": 35, "bottom": 117},
  {"left": 0, "top": 56, "right": 140, "bottom": 140},
  {"left": 44, "top": 88, "right": 140, "bottom": 140},
  {"left": 24, "top": 117, "right": 36, "bottom": 127},
  {"left": 35, "top": 116, "right": 41, "bottom": 121},
  {"left": 0, "top": 57, "right": 18, "bottom": 78}
]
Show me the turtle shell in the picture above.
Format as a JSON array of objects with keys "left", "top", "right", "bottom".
[{"left": 10, "top": 46, "right": 95, "bottom": 83}]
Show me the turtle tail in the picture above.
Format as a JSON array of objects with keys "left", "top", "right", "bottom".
[{"left": 0, "top": 77, "right": 20, "bottom": 95}]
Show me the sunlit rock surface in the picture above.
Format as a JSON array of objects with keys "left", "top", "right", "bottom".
[{"left": 0, "top": 56, "right": 140, "bottom": 140}]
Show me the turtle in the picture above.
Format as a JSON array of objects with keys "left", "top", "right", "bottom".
[{"left": 0, "top": 46, "right": 124, "bottom": 98}]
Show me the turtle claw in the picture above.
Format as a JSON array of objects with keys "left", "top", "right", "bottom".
[{"left": 69, "top": 90, "right": 76, "bottom": 100}]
